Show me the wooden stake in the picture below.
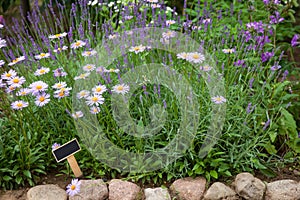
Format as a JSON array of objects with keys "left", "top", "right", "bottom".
[{"left": 67, "top": 155, "right": 83, "bottom": 177}]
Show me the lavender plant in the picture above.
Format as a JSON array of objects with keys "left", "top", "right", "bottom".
[{"left": 0, "top": 0, "right": 299, "bottom": 188}]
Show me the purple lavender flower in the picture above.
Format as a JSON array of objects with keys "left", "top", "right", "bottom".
[
  {"left": 263, "top": 0, "right": 270, "bottom": 5},
  {"left": 234, "top": 60, "right": 246, "bottom": 67},
  {"left": 274, "top": 0, "right": 281, "bottom": 4},
  {"left": 249, "top": 78, "right": 254, "bottom": 89},
  {"left": 246, "top": 102, "right": 256, "bottom": 114},
  {"left": 270, "top": 11, "right": 284, "bottom": 24},
  {"left": 291, "top": 34, "right": 299, "bottom": 47},
  {"left": 270, "top": 64, "right": 281, "bottom": 71},
  {"left": 263, "top": 119, "right": 271, "bottom": 130},
  {"left": 261, "top": 51, "right": 274, "bottom": 62}
]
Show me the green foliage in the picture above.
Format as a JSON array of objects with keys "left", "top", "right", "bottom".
[{"left": 0, "top": 0, "right": 299, "bottom": 189}]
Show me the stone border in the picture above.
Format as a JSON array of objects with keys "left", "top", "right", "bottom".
[{"left": 20, "top": 172, "right": 300, "bottom": 200}]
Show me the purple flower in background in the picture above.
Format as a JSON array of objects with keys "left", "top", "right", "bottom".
[
  {"left": 270, "top": 64, "right": 281, "bottom": 71},
  {"left": 263, "top": 0, "right": 270, "bottom": 5},
  {"left": 291, "top": 34, "right": 299, "bottom": 47},
  {"left": 234, "top": 60, "right": 246, "bottom": 67},
  {"left": 246, "top": 102, "right": 256, "bottom": 114},
  {"left": 0, "top": 15, "right": 5, "bottom": 25},
  {"left": 270, "top": 11, "right": 284, "bottom": 24},
  {"left": 52, "top": 143, "right": 61, "bottom": 150},
  {"left": 274, "top": 0, "right": 281, "bottom": 4},
  {"left": 261, "top": 51, "right": 274, "bottom": 62},
  {"left": 249, "top": 78, "right": 254, "bottom": 89},
  {"left": 263, "top": 119, "right": 271, "bottom": 130},
  {"left": 246, "top": 21, "right": 265, "bottom": 33}
]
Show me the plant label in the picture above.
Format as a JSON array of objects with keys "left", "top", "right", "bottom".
[{"left": 52, "top": 138, "right": 83, "bottom": 177}]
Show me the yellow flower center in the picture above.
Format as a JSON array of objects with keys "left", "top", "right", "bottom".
[
  {"left": 56, "top": 83, "right": 62, "bottom": 88},
  {"left": 117, "top": 86, "right": 124, "bottom": 91},
  {"left": 192, "top": 54, "right": 200, "bottom": 59},
  {"left": 5, "top": 73, "right": 11, "bottom": 77},
  {"left": 96, "top": 88, "right": 102, "bottom": 92},
  {"left": 86, "top": 51, "right": 91, "bottom": 55},
  {"left": 40, "top": 69, "right": 45, "bottom": 73},
  {"left": 92, "top": 97, "right": 98, "bottom": 102},
  {"left": 39, "top": 96, "right": 45, "bottom": 102},
  {"left": 36, "top": 85, "right": 42, "bottom": 90},
  {"left": 21, "top": 91, "right": 26, "bottom": 95},
  {"left": 40, "top": 53, "right": 46, "bottom": 57},
  {"left": 16, "top": 102, "right": 23, "bottom": 107},
  {"left": 75, "top": 42, "right": 81, "bottom": 46},
  {"left": 9, "top": 86, "right": 15, "bottom": 90},
  {"left": 57, "top": 48, "right": 61, "bottom": 51},
  {"left": 13, "top": 78, "right": 19, "bottom": 83},
  {"left": 12, "top": 58, "right": 19, "bottom": 63},
  {"left": 58, "top": 91, "right": 65, "bottom": 97},
  {"left": 55, "top": 34, "right": 61, "bottom": 37},
  {"left": 79, "top": 74, "right": 86, "bottom": 78},
  {"left": 70, "top": 185, "right": 76, "bottom": 190},
  {"left": 87, "top": 65, "right": 92, "bottom": 69},
  {"left": 134, "top": 47, "right": 140, "bottom": 51}
]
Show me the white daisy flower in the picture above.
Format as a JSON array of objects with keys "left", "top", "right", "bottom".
[
  {"left": 29, "top": 81, "right": 48, "bottom": 95},
  {"left": 90, "top": 106, "right": 101, "bottom": 114},
  {"left": 1, "top": 69, "right": 17, "bottom": 80},
  {"left": 34, "top": 53, "right": 50, "bottom": 60},
  {"left": 82, "top": 64, "right": 96, "bottom": 72},
  {"left": 177, "top": 52, "right": 189, "bottom": 60},
  {"left": 72, "top": 111, "right": 84, "bottom": 119},
  {"left": 82, "top": 50, "right": 97, "bottom": 57},
  {"left": 70, "top": 40, "right": 86, "bottom": 49},
  {"left": 53, "top": 87, "right": 72, "bottom": 99},
  {"left": 5, "top": 85, "right": 16, "bottom": 93},
  {"left": 200, "top": 65, "right": 212, "bottom": 72},
  {"left": 34, "top": 67, "right": 50, "bottom": 76},
  {"left": 52, "top": 82, "right": 67, "bottom": 89},
  {"left": 187, "top": 52, "right": 205, "bottom": 64},
  {"left": 211, "top": 96, "right": 227, "bottom": 104},
  {"left": 8, "top": 56, "right": 25, "bottom": 66},
  {"left": 48, "top": 32, "right": 67, "bottom": 39},
  {"left": 112, "top": 84, "right": 130, "bottom": 95},
  {"left": 7, "top": 76, "right": 26, "bottom": 88},
  {"left": 166, "top": 20, "right": 176, "bottom": 26},
  {"left": 151, "top": 4, "right": 161, "bottom": 8},
  {"left": 129, "top": 45, "right": 146, "bottom": 54},
  {"left": 76, "top": 90, "right": 90, "bottom": 99},
  {"left": 162, "top": 31, "right": 176, "bottom": 39},
  {"left": 104, "top": 68, "right": 120, "bottom": 73},
  {"left": 86, "top": 94, "right": 105, "bottom": 106},
  {"left": 92, "top": 84, "right": 107, "bottom": 95},
  {"left": 16, "top": 88, "right": 31, "bottom": 96},
  {"left": 222, "top": 48, "right": 235, "bottom": 54},
  {"left": 108, "top": 34, "right": 118, "bottom": 40},
  {"left": 11, "top": 100, "right": 29, "bottom": 110},
  {"left": 74, "top": 73, "right": 90, "bottom": 80},
  {"left": 35, "top": 93, "right": 51, "bottom": 107},
  {"left": 53, "top": 46, "right": 68, "bottom": 53}
]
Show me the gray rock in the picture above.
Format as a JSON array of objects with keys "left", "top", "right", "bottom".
[
  {"left": 265, "top": 179, "right": 300, "bottom": 200},
  {"left": 108, "top": 179, "right": 142, "bottom": 200},
  {"left": 69, "top": 179, "right": 108, "bottom": 200},
  {"left": 170, "top": 177, "right": 206, "bottom": 200},
  {"left": 234, "top": 172, "right": 266, "bottom": 200},
  {"left": 27, "top": 184, "right": 67, "bottom": 200},
  {"left": 203, "top": 182, "right": 238, "bottom": 200},
  {"left": 145, "top": 187, "right": 171, "bottom": 200}
]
